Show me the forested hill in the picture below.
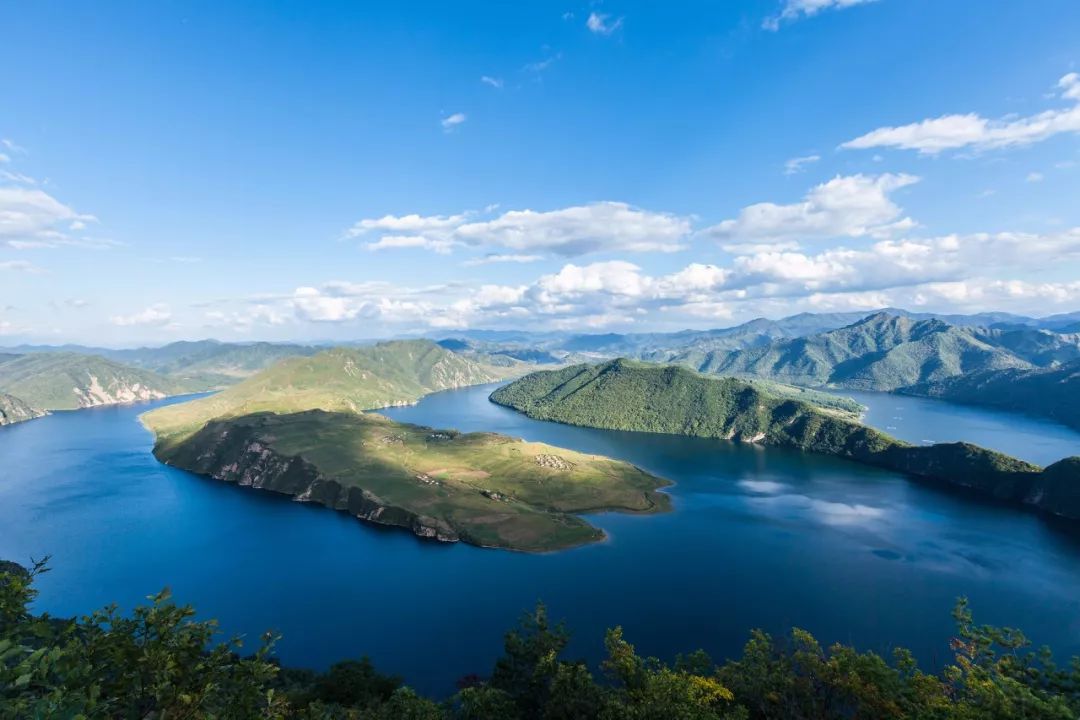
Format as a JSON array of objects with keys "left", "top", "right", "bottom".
[
  {"left": 903, "top": 360, "right": 1080, "bottom": 431},
  {"left": 143, "top": 339, "right": 520, "bottom": 444},
  {"left": 491, "top": 360, "right": 1080, "bottom": 521},
  {"left": 681, "top": 312, "right": 1080, "bottom": 391}
]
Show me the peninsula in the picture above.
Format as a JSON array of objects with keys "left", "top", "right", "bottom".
[
  {"left": 491, "top": 360, "right": 1080, "bottom": 521},
  {"left": 142, "top": 341, "right": 670, "bottom": 552}
]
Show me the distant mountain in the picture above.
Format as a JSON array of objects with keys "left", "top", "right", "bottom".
[
  {"left": 0, "top": 393, "right": 46, "bottom": 426},
  {"left": 106, "top": 340, "right": 318, "bottom": 386},
  {"left": 0, "top": 340, "right": 318, "bottom": 389},
  {"left": 903, "top": 360, "right": 1080, "bottom": 431},
  {"left": 683, "top": 313, "right": 1080, "bottom": 391},
  {"left": 492, "top": 360, "right": 1080, "bottom": 521},
  {"left": 142, "top": 339, "right": 519, "bottom": 442},
  {"left": 0, "top": 353, "right": 190, "bottom": 411},
  {"left": 435, "top": 308, "right": 1080, "bottom": 364}
]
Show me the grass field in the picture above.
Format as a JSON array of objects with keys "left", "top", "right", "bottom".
[{"left": 150, "top": 410, "right": 671, "bottom": 552}]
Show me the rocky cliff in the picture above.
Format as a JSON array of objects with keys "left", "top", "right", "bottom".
[
  {"left": 155, "top": 417, "right": 460, "bottom": 543},
  {"left": 0, "top": 393, "right": 46, "bottom": 426}
]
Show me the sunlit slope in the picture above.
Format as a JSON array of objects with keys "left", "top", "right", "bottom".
[
  {"left": 144, "top": 340, "right": 519, "bottom": 443},
  {"left": 155, "top": 409, "right": 669, "bottom": 551}
]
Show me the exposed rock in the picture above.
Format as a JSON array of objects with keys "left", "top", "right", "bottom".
[
  {"left": 535, "top": 453, "right": 575, "bottom": 471},
  {"left": 156, "top": 416, "right": 462, "bottom": 544}
]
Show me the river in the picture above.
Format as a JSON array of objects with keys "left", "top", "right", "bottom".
[{"left": 1, "top": 386, "right": 1079, "bottom": 696}]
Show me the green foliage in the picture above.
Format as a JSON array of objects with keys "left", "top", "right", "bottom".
[{"left": 4, "top": 564, "right": 1080, "bottom": 719}]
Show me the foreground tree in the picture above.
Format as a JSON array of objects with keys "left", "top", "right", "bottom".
[{"left": 3, "top": 562, "right": 1079, "bottom": 718}]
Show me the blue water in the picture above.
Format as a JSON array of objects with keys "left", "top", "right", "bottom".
[
  {"left": 2, "top": 387, "right": 1080, "bottom": 697},
  {"left": 841, "top": 389, "right": 1079, "bottom": 466}
]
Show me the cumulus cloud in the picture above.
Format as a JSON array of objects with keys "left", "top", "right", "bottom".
[
  {"left": 842, "top": 73, "right": 1080, "bottom": 155},
  {"left": 702, "top": 173, "right": 919, "bottom": 246},
  {"left": 783, "top": 154, "right": 820, "bottom": 175},
  {"left": 441, "top": 112, "right": 467, "bottom": 131},
  {"left": 763, "top": 0, "right": 879, "bottom": 30},
  {"left": 586, "top": 12, "right": 623, "bottom": 35},
  {"left": 462, "top": 253, "right": 544, "bottom": 266},
  {"left": 0, "top": 187, "right": 99, "bottom": 249},
  {"left": 193, "top": 221, "right": 1080, "bottom": 336},
  {"left": 110, "top": 304, "right": 172, "bottom": 327},
  {"left": 347, "top": 202, "right": 692, "bottom": 257},
  {"left": 365, "top": 235, "right": 459, "bottom": 254}
]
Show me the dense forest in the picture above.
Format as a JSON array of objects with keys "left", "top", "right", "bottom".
[{"left": 3, "top": 561, "right": 1079, "bottom": 719}]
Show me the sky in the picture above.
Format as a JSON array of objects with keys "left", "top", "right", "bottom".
[{"left": 2, "top": 0, "right": 1079, "bottom": 346}]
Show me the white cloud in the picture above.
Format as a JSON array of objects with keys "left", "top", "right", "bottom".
[
  {"left": 462, "top": 253, "right": 544, "bottom": 266},
  {"left": 702, "top": 173, "right": 919, "bottom": 245},
  {"left": 455, "top": 202, "right": 691, "bottom": 256},
  {"left": 842, "top": 73, "right": 1080, "bottom": 155},
  {"left": 783, "top": 154, "right": 820, "bottom": 175},
  {"left": 763, "top": 0, "right": 879, "bottom": 30},
  {"left": 586, "top": 12, "right": 623, "bottom": 35},
  {"left": 0, "top": 187, "right": 98, "bottom": 249},
  {"left": 347, "top": 202, "right": 692, "bottom": 257},
  {"left": 441, "top": 112, "right": 467, "bottom": 131},
  {"left": 366, "top": 235, "right": 459, "bottom": 254},
  {"left": 0, "top": 260, "right": 39, "bottom": 272},
  {"left": 344, "top": 211, "right": 470, "bottom": 239},
  {"left": 1, "top": 139, "right": 27, "bottom": 155},
  {"left": 1026, "top": 172, "right": 1044, "bottom": 183},
  {"left": 110, "top": 304, "right": 172, "bottom": 327},
  {"left": 0, "top": 153, "right": 9, "bottom": 164},
  {"left": 524, "top": 53, "right": 562, "bottom": 74},
  {"left": 480, "top": 76, "right": 503, "bottom": 89}
]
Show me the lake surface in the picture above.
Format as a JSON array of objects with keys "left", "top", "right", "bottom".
[{"left": 3, "top": 386, "right": 1080, "bottom": 696}]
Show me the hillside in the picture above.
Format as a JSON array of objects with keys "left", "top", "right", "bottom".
[
  {"left": 684, "top": 312, "right": 1072, "bottom": 391},
  {"left": 143, "top": 339, "right": 521, "bottom": 443},
  {"left": 903, "top": 360, "right": 1080, "bottom": 431},
  {"left": 0, "top": 353, "right": 190, "bottom": 411},
  {"left": 152, "top": 410, "right": 669, "bottom": 552},
  {"left": 0, "top": 392, "right": 46, "bottom": 426},
  {"left": 492, "top": 360, "right": 1080, "bottom": 520},
  {"left": 107, "top": 339, "right": 318, "bottom": 387}
]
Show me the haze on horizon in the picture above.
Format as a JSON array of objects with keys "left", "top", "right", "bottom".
[{"left": 2, "top": 0, "right": 1079, "bottom": 346}]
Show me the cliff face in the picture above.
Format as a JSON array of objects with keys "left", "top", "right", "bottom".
[
  {"left": 1027, "top": 457, "right": 1080, "bottom": 519},
  {"left": 0, "top": 393, "right": 46, "bottom": 426},
  {"left": 155, "top": 418, "right": 460, "bottom": 543}
]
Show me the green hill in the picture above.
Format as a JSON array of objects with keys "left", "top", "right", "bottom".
[
  {"left": 154, "top": 410, "right": 669, "bottom": 552},
  {"left": 683, "top": 312, "right": 1076, "bottom": 391},
  {"left": 903, "top": 360, "right": 1080, "bottom": 431},
  {"left": 143, "top": 340, "right": 520, "bottom": 444},
  {"left": 107, "top": 339, "right": 318, "bottom": 388},
  {"left": 491, "top": 360, "right": 1080, "bottom": 520},
  {"left": 0, "top": 392, "right": 46, "bottom": 425},
  {"left": 0, "top": 353, "right": 191, "bottom": 411},
  {"left": 143, "top": 340, "right": 668, "bottom": 551}
]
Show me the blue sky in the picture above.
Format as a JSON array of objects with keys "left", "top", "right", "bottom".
[{"left": 2, "top": 0, "right": 1079, "bottom": 345}]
